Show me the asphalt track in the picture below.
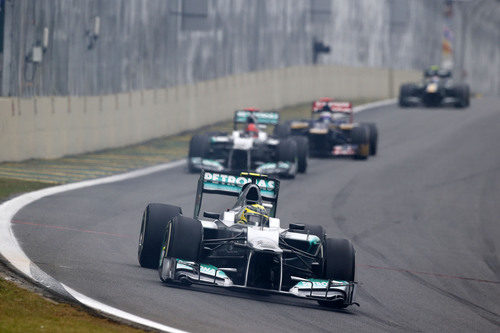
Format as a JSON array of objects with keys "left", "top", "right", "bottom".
[{"left": 12, "top": 98, "right": 500, "bottom": 332}]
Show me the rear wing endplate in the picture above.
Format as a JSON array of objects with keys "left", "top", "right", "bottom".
[{"left": 194, "top": 171, "right": 280, "bottom": 218}]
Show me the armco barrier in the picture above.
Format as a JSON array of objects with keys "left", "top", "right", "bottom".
[{"left": 0, "top": 65, "right": 419, "bottom": 162}]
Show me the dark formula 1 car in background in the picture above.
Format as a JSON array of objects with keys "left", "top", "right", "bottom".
[
  {"left": 138, "top": 171, "right": 357, "bottom": 309},
  {"left": 399, "top": 66, "right": 470, "bottom": 108},
  {"left": 277, "top": 98, "right": 378, "bottom": 159},
  {"left": 188, "top": 108, "right": 308, "bottom": 178}
]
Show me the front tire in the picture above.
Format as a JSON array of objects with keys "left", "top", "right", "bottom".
[
  {"left": 158, "top": 215, "right": 203, "bottom": 282},
  {"left": 277, "top": 138, "right": 298, "bottom": 178},
  {"left": 399, "top": 84, "right": 415, "bottom": 107},
  {"left": 138, "top": 203, "right": 182, "bottom": 269},
  {"left": 318, "top": 238, "right": 355, "bottom": 308},
  {"left": 350, "top": 126, "right": 369, "bottom": 160},
  {"left": 453, "top": 84, "right": 470, "bottom": 108},
  {"left": 361, "top": 123, "right": 378, "bottom": 156},
  {"left": 162, "top": 215, "right": 203, "bottom": 262}
]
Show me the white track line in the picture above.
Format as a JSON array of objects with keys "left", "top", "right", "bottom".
[
  {"left": 353, "top": 98, "right": 397, "bottom": 113},
  {"left": 0, "top": 99, "right": 395, "bottom": 333}
]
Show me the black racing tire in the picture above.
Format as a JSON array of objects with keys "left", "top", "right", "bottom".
[
  {"left": 162, "top": 215, "right": 203, "bottom": 262},
  {"left": 399, "top": 84, "right": 414, "bottom": 107},
  {"left": 277, "top": 138, "right": 298, "bottom": 178},
  {"left": 273, "top": 123, "right": 291, "bottom": 138},
  {"left": 318, "top": 238, "right": 355, "bottom": 308},
  {"left": 138, "top": 203, "right": 182, "bottom": 269},
  {"left": 292, "top": 136, "right": 309, "bottom": 173},
  {"left": 350, "top": 126, "right": 369, "bottom": 160},
  {"left": 362, "top": 122, "right": 378, "bottom": 156},
  {"left": 188, "top": 134, "right": 211, "bottom": 173},
  {"left": 454, "top": 84, "right": 470, "bottom": 108},
  {"left": 277, "top": 138, "right": 297, "bottom": 162}
]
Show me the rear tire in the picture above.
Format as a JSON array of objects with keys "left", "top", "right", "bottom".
[
  {"left": 318, "top": 238, "right": 355, "bottom": 309},
  {"left": 292, "top": 136, "right": 309, "bottom": 173},
  {"left": 188, "top": 134, "right": 211, "bottom": 173},
  {"left": 138, "top": 203, "right": 182, "bottom": 269}
]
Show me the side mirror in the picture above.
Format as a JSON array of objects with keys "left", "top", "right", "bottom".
[
  {"left": 289, "top": 223, "right": 305, "bottom": 231},
  {"left": 203, "top": 211, "right": 220, "bottom": 219}
]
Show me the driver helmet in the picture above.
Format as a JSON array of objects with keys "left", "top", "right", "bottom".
[
  {"left": 237, "top": 204, "right": 269, "bottom": 227},
  {"left": 245, "top": 116, "right": 259, "bottom": 137}
]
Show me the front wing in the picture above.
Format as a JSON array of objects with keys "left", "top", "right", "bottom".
[
  {"left": 189, "top": 157, "right": 296, "bottom": 177},
  {"left": 162, "top": 259, "right": 357, "bottom": 307}
]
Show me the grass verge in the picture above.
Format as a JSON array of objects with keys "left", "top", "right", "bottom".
[
  {"left": 0, "top": 178, "right": 54, "bottom": 202},
  {"left": 0, "top": 277, "right": 144, "bottom": 333}
]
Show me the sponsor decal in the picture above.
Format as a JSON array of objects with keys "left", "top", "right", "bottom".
[
  {"left": 295, "top": 278, "right": 348, "bottom": 289},
  {"left": 235, "top": 110, "right": 279, "bottom": 124},
  {"left": 332, "top": 145, "right": 356, "bottom": 155},
  {"left": 200, "top": 264, "right": 228, "bottom": 278},
  {"left": 204, "top": 172, "right": 275, "bottom": 192}
]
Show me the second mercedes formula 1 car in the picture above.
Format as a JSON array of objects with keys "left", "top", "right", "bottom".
[
  {"left": 188, "top": 109, "right": 308, "bottom": 178},
  {"left": 138, "top": 171, "right": 357, "bottom": 309}
]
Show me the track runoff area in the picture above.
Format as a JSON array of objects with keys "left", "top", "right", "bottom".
[{"left": 2, "top": 97, "right": 499, "bottom": 332}]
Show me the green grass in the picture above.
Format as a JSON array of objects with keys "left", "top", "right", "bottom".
[
  {"left": 0, "top": 278, "right": 144, "bottom": 333},
  {"left": 0, "top": 178, "right": 55, "bottom": 202}
]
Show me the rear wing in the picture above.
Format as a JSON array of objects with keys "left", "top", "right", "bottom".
[
  {"left": 312, "top": 101, "right": 353, "bottom": 122},
  {"left": 194, "top": 171, "right": 280, "bottom": 218},
  {"left": 312, "top": 101, "right": 353, "bottom": 113},
  {"left": 233, "top": 109, "right": 280, "bottom": 128}
]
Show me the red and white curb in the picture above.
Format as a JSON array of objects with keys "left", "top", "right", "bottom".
[{"left": 0, "top": 99, "right": 395, "bottom": 332}]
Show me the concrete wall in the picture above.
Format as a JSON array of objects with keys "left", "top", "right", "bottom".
[
  {"left": 454, "top": 1, "right": 500, "bottom": 95},
  {"left": 2, "top": 0, "right": 468, "bottom": 98},
  {"left": 0, "top": 65, "right": 419, "bottom": 162}
]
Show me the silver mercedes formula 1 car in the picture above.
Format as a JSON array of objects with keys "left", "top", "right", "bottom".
[
  {"left": 138, "top": 171, "right": 357, "bottom": 308},
  {"left": 187, "top": 109, "right": 308, "bottom": 178}
]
